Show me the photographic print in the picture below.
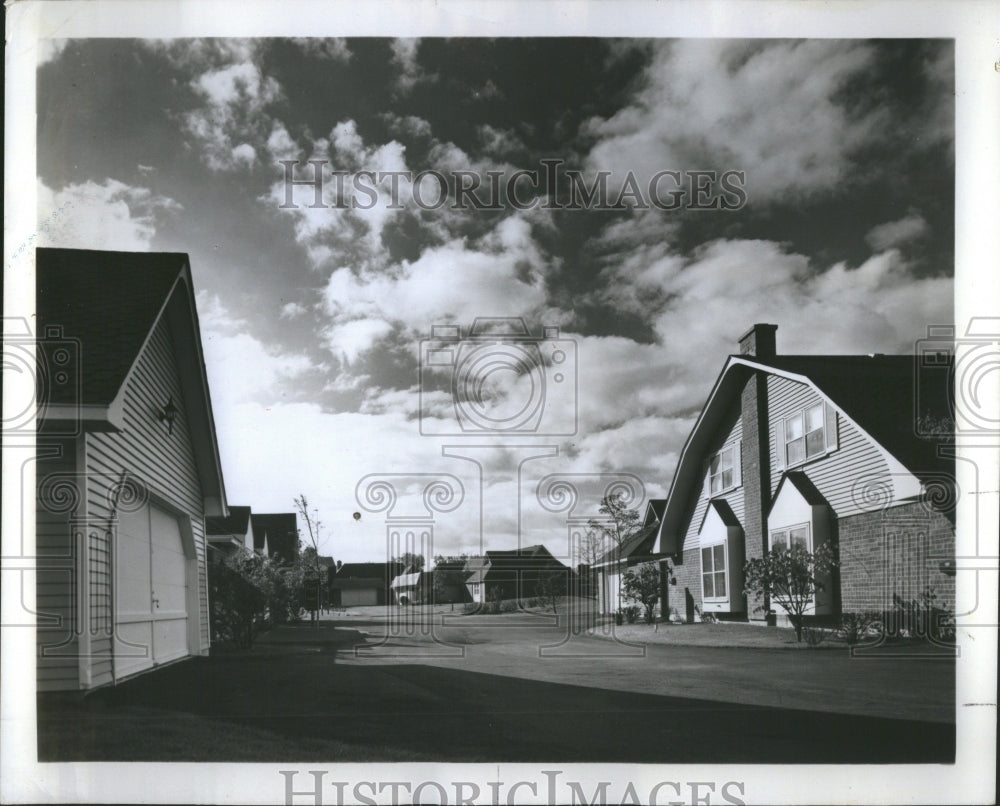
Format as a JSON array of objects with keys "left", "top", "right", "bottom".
[{"left": 4, "top": 2, "right": 997, "bottom": 805}]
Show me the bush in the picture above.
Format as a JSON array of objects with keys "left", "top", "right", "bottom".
[
  {"left": 802, "top": 626, "right": 828, "bottom": 647},
  {"left": 486, "top": 587, "right": 503, "bottom": 614},
  {"left": 886, "top": 588, "right": 955, "bottom": 642},
  {"left": 500, "top": 598, "right": 519, "bottom": 613},
  {"left": 209, "top": 552, "right": 304, "bottom": 649},
  {"left": 838, "top": 611, "right": 882, "bottom": 646},
  {"left": 622, "top": 605, "right": 640, "bottom": 624}
]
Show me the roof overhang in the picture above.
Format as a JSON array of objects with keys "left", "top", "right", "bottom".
[
  {"left": 111, "top": 262, "right": 229, "bottom": 517},
  {"left": 38, "top": 400, "right": 125, "bottom": 432}
]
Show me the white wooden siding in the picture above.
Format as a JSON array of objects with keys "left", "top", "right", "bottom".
[
  {"left": 35, "top": 439, "right": 81, "bottom": 690},
  {"left": 86, "top": 315, "right": 209, "bottom": 688},
  {"left": 766, "top": 375, "right": 891, "bottom": 517},
  {"left": 677, "top": 403, "right": 744, "bottom": 552}
]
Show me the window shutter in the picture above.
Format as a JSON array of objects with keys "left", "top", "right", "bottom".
[
  {"left": 733, "top": 439, "right": 742, "bottom": 487},
  {"left": 824, "top": 403, "right": 838, "bottom": 452},
  {"left": 774, "top": 419, "right": 786, "bottom": 472}
]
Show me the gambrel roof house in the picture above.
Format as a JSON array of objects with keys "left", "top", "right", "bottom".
[
  {"left": 36, "top": 248, "right": 228, "bottom": 690},
  {"left": 656, "top": 324, "right": 955, "bottom": 626}
]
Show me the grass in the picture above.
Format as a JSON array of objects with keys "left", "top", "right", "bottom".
[{"left": 37, "top": 620, "right": 954, "bottom": 763}]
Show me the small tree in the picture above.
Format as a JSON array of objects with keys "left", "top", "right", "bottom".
[
  {"left": 293, "top": 494, "right": 325, "bottom": 624},
  {"left": 621, "top": 561, "right": 661, "bottom": 624},
  {"left": 743, "top": 544, "right": 839, "bottom": 642},
  {"left": 535, "top": 572, "right": 566, "bottom": 614},
  {"left": 587, "top": 493, "right": 641, "bottom": 614}
]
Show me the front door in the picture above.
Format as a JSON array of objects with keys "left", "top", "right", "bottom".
[{"left": 114, "top": 502, "right": 189, "bottom": 679}]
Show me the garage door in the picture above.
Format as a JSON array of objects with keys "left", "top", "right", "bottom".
[
  {"left": 114, "top": 503, "right": 190, "bottom": 679},
  {"left": 341, "top": 587, "right": 378, "bottom": 607}
]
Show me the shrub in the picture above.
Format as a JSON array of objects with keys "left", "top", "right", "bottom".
[
  {"left": 208, "top": 552, "right": 304, "bottom": 649},
  {"left": 743, "top": 544, "right": 838, "bottom": 642},
  {"left": 486, "top": 587, "right": 503, "bottom": 614},
  {"left": 462, "top": 602, "right": 479, "bottom": 615},
  {"left": 623, "top": 605, "right": 640, "bottom": 624},
  {"left": 802, "top": 626, "right": 828, "bottom": 647},
  {"left": 621, "top": 562, "right": 662, "bottom": 624},
  {"left": 501, "top": 598, "right": 519, "bottom": 613},
  {"left": 838, "top": 611, "right": 882, "bottom": 646},
  {"left": 886, "top": 588, "right": 955, "bottom": 642}
]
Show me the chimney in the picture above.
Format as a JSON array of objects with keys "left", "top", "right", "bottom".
[
  {"left": 738, "top": 324, "right": 778, "bottom": 360},
  {"left": 738, "top": 325, "right": 776, "bottom": 621}
]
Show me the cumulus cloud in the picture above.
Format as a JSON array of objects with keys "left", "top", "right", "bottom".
[
  {"left": 865, "top": 212, "right": 929, "bottom": 252},
  {"left": 177, "top": 41, "right": 283, "bottom": 171},
  {"left": 37, "top": 178, "right": 181, "bottom": 251},
  {"left": 390, "top": 38, "right": 436, "bottom": 94},
  {"left": 197, "top": 291, "right": 315, "bottom": 413},
  {"left": 292, "top": 38, "right": 352, "bottom": 62},
  {"left": 582, "top": 40, "right": 885, "bottom": 201},
  {"left": 321, "top": 215, "right": 553, "bottom": 346}
]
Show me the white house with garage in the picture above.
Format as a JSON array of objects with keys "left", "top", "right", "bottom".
[{"left": 35, "top": 247, "right": 228, "bottom": 690}]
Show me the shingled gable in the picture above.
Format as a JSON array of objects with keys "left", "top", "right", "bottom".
[
  {"left": 657, "top": 351, "right": 952, "bottom": 555},
  {"left": 36, "top": 247, "right": 227, "bottom": 516}
]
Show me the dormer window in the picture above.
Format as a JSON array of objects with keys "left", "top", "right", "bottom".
[{"left": 709, "top": 443, "right": 741, "bottom": 495}]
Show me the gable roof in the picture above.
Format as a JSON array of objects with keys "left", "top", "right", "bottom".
[
  {"left": 658, "top": 351, "right": 953, "bottom": 554},
  {"left": 645, "top": 499, "right": 667, "bottom": 525},
  {"left": 696, "top": 497, "right": 742, "bottom": 535},
  {"left": 36, "top": 248, "right": 185, "bottom": 406},
  {"left": 250, "top": 513, "right": 298, "bottom": 561},
  {"left": 335, "top": 562, "right": 404, "bottom": 580},
  {"left": 36, "top": 247, "right": 228, "bottom": 516},
  {"left": 206, "top": 505, "right": 252, "bottom": 537},
  {"left": 769, "top": 471, "right": 828, "bottom": 513},
  {"left": 593, "top": 521, "right": 663, "bottom": 568}
]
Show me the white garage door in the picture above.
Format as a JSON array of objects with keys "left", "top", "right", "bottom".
[
  {"left": 115, "top": 503, "right": 190, "bottom": 679},
  {"left": 342, "top": 587, "right": 378, "bottom": 607}
]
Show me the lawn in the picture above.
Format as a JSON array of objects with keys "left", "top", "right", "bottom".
[{"left": 37, "top": 621, "right": 954, "bottom": 763}]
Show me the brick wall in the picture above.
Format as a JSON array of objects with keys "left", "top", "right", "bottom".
[
  {"left": 740, "top": 372, "right": 770, "bottom": 619},
  {"left": 671, "top": 546, "right": 703, "bottom": 622},
  {"left": 838, "top": 501, "right": 955, "bottom": 621}
]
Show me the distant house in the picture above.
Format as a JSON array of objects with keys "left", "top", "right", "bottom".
[
  {"left": 35, "top": 248, "right": 227, "bottom": 690},
  {"left": 389, "top": 570, "right": 429, "bottom": 605},
  {"left": 657, "top": 324, "right": 955, "bottom": 627},
  {"left": 330, "top": 562, "right": 404, "bottom": 607},
  {"left": 464, "top": 545, "right": 572, "bottom": 603},
  {"left": 250, "top": 513, "right": 299, "bottom": 563},
  {"left": 592, "top": 499, "right": 666, "bottom": 615},
  {"left": 389, "top": 557, "right": 472, "bottom": 605},
  {"left": 206, "top": 505, "right": 254, "bottom": 562}
]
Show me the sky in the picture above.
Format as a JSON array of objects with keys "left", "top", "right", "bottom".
[{"left": 35, "top": 37, "right": 954, "bottom": 564}]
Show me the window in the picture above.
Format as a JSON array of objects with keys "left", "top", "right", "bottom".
[
  {"left": 709, "top": 444, "right": 738, "bottom": 495},
  {"left": 782, "top": 402, "right": 826, "bottom": 466},
  {"left": 701, "top": 543, "right": 727, "bottom": 599},
  {"left": 770, "top": 523, "right": 811, "bottom": 553}
]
